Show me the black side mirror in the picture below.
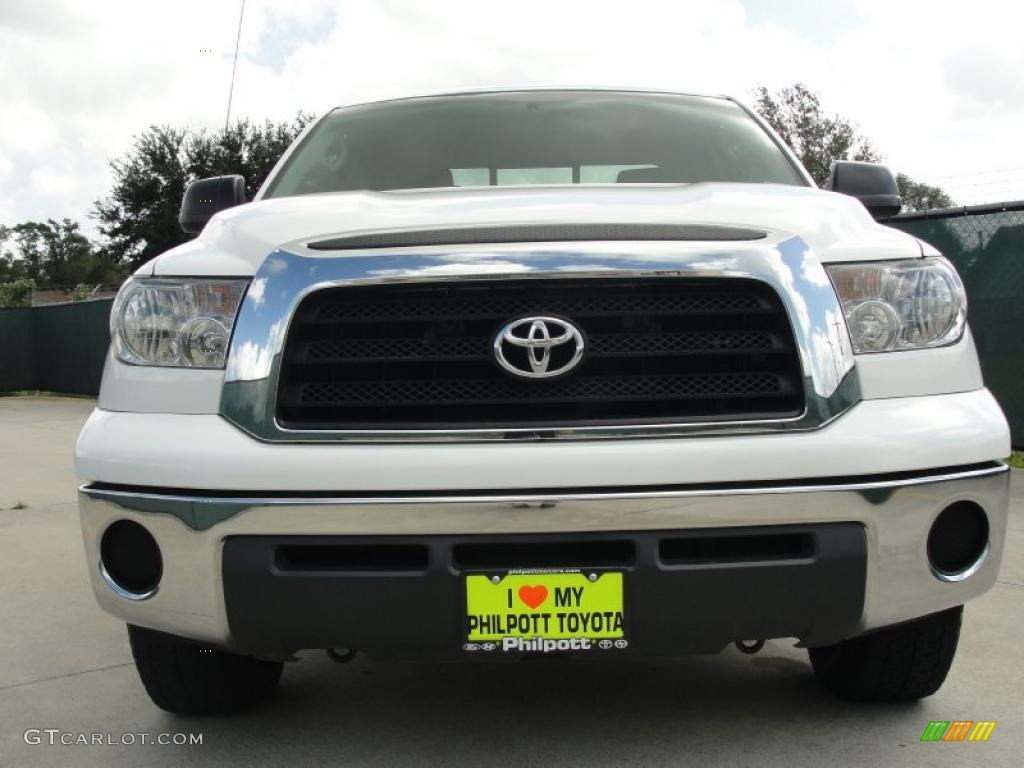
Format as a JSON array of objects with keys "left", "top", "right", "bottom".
[
  {"left": 825, "top": 161, "right": 902, "bottom": 219},
  {"left": 179, "top": 175, "right": 247, "bottom": 234}
]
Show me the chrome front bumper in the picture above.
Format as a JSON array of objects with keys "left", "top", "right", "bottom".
[{"left": 78, "top": 464, "right": 1010, "bottom": 654}]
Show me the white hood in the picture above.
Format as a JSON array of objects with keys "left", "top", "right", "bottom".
[{"left": 147, "top": 183, "right": 923, "bottom": 277}]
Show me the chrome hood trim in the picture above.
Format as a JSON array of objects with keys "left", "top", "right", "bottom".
[{"left": 220, "top": 233, "right": 858, "bottom": 442}]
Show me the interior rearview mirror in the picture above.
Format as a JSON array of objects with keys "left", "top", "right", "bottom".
[
  {"left": 825, "top": 161, "right": 902, "bottom": 220},
  {"left": 179, "top": 175, "right": 247, "bottom": 234}
]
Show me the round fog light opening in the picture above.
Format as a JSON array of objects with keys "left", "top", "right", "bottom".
[
  {"left": 927, "top": 501, "right": 989, "bottom": 578},
  {"left": 100, "top": 520, "right": 162, "bottom": 597}
]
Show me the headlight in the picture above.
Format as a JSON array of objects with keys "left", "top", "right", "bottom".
[
  {"left": 111, "top": 278, "right": 248, "bottom": 368},
  {"left": 826, "top": 258, "right": 966, "bottom": 353}
]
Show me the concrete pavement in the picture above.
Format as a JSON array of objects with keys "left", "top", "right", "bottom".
[{"left": 1, "top": 396, "right": 1021, "bottom": 767}]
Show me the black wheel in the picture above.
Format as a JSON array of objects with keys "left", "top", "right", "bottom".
[
  {"left": 808, "top": 606, "right": 962, "bottom": 701},
  {"left": 128, "top": 625, "right": 283, "bottom": 715}
]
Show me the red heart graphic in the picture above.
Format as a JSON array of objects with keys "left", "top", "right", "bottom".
[{"left": 518, "top": 585, "right": 548, "bottom": 610}]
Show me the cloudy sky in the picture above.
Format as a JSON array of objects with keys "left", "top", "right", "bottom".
[{"left": 2, "top": 0, "right": 1023, "bottom": 234}]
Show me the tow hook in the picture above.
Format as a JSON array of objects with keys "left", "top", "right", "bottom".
[
  {"left": 326, "top": 648, "right": 357, "bottom": 663},
  {"left": 735, "top": 639, "right": 765, "bottom": 655}
]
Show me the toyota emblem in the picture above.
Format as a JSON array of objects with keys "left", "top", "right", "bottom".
[{"left": 493, "top": 316, "right": 586, "bottom": 379}]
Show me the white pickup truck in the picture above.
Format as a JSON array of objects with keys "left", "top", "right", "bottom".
[{"left": 76, "top": 88, "right": 1011, "bottom": 714}]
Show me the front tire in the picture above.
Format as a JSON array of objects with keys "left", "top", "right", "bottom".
[
  {"left": 128, "top": 625, "right": 283, "bottom": 715},
  {"left": 808, "top": 606, "right": 962, "bottom": 701}
]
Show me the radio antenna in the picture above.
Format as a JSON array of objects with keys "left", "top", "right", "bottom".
[{"left": 224, "top": 0, "right": 246, "bottom": 132}]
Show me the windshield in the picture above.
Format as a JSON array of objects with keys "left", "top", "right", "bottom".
[{"left": 262, "top": 91, "right": 806, "bottom": 198}]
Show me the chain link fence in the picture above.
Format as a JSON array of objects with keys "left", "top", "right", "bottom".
[{"left": 888, "top": 201, "right": 1024, "bottom": 447}]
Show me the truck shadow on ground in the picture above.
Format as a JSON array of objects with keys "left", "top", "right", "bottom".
[{"left": 157, "top": 646, "right": 925, "bottom": 765}]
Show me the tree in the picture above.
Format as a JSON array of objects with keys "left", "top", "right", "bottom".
[
  {"left": 753, "top": 83, "right": 880, "bottom": 186},
  {"left": 10, "top": 219, "right": 95, "bottom": 287},
  {"left": 0, "top": 219, "right": 126, "bottom": 291},
  {"left": 896, "top": 174, "right": 954, "bottom": 212},
  {"left": 94, "top": 113, "right": 315, "bottom": 268},
  {"left": 92, "top": 126, "right": 189, "bottom": 272},
  {"left": 753, "top": 83, "right": 953, "bottom": 212},
  {"left": 0, "top": 226, "right": 23, "bottom": 283}
]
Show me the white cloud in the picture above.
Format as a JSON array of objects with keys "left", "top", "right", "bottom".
[{"left": 1, "top": 0, "right": 1022, "bottom": 237}]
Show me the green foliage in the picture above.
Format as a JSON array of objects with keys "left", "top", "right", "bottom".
[
  {"left": 1008, "top": 452, "right": 1024, "bottom": 469},
  {"left": 896, "top": 174, "right": 955, "bottom": 212},
  {"left": 0, "top": 219, "right": 126, "bottom": 291},
  {"left": 72, "top": 283, "right": 97, "bottom": 302},
  {"left": 0, "top": 278, "right": 35, "bottom": 308},
  {"left": 94, "top": 112, "right": 316, "bottom": 268},
  {"left": 753, "top": 83, "right": 880, "bottom": 186},
  {"left": 753, "top": 83, "right": 954, "bottom": 211},
  {"left": 92, "top": 126, "right": 189, "bottom": 274},
  {"left": 3, "top": 113, "right": 312, "bottom": 293}
]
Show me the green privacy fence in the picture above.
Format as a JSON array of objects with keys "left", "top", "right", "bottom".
[
  {"left": 0, "top": 299, "right": 113, "bottom": 395},
  {"left": 887, "top": 201, "right": 1024, "bottom": 447}
]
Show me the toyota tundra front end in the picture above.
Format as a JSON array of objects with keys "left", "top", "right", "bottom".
[{"left": 75, "top": 89, "right": 1011, "bottom": 714}]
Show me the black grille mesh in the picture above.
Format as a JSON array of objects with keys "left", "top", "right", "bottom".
[
  {"left": 309, "top": 291, "right": 765, "bottom": 322},
  {"left": 276, "top": 278, "right": 804, "bottom": 430},
  {"left": 298, "top": 373, "right": 785, "bottom": 406}
]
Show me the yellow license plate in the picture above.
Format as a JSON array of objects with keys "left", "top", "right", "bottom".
[{"left": 464, "top": 570, "right": 626, "bottom": 653}]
